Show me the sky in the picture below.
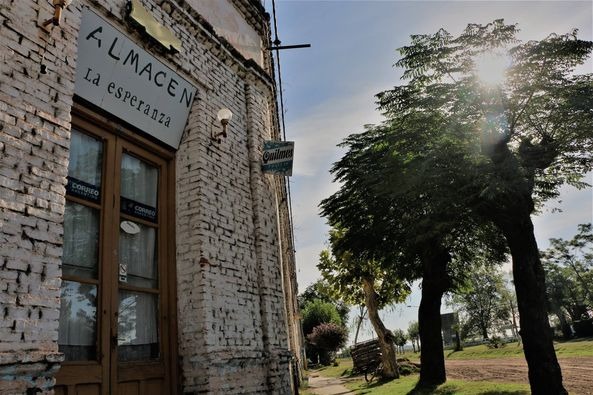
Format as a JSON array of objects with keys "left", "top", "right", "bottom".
[{"left": 266, "top": 0, "right": 593, "bottom": 340}]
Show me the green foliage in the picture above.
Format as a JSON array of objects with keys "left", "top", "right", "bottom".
[
  {"left": 318, "top": 228, "right": 410, "bottom": 377},
  {"left": 321, "top": 19, "right": 591, "bottom": 391},
  {"left": 302, "top": 300, "right": 345, "bottom": 366},
  {"left": 407, "top": 321, "right": 420, "bottom": 351},
  {"left": 299, "top": 279, "right": 350, "bottom": 324},
  {"left": 407, "top": 321, "right": 419, "bottom": 337},
  {"left": 392, "top": 328, "right": 408, "bottom": 350},
  {"left": 318, "top": 233, "right": 411, "bottom": 310},
  {"left": 451, "top": 265, "right": 514, "bottom": 340},
  {"left": 301, "top": 299, "right": 342, "bottom": 336},
  {"left": 542, "top": 223, "right": 593, "bottom": 324},
  {"left": 397, "top": 362, "right": 419, "bottom": 376},
  {"left": 376, "top": 21, "right": 593, "bottom": 217},
  {"left": 486, "top": 336, "right": 506, "bottom": 349}
]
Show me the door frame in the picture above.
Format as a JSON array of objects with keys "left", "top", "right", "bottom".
[{"left": 55, "top": 102, "right": 179, "bottom": 394}]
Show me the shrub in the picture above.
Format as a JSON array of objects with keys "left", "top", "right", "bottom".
[
  {"left": 302, "top": 300, "right": 342, "bottom": 335},
  {"left": 486, "top": 336, "right": 505, "bottom": 349},
  {"left": 307, "top": 323, "right": 348, "bottom": 365},
  {"left": 302, "top": 300, "right": 343, "bottom": 365},
  {"left": 573, "top": 319, "right": 593, "bottom": 337}
]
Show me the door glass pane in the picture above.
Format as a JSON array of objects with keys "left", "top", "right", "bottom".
[
  {"left": 62, "top": 202, "right": 99, "bottom": 279},
  {"left": 120, "top": 154, "right": 158, "bottom": 222},
  {"left": 119, "top": 222, "right": 157, "bottom": 288},
  {"left": 118, "top": 291, "right": 159, "bottom": 361},
  {"left": 66, "top": 130, "right": 103, "bottom": 202},
  {"left": 58, "top": 281, "right": 97, "bottom": 361}
]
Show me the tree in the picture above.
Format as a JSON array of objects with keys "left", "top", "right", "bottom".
[
  {"left": 542, "top": 224, "right": 593, "bottom": 338},
  {"left": 542, "top": 223, "right": 593, "bottom": 308},
  {"left": 499, "top": 283, "right": 521, "bottom": 343},
  {"left": 318, "top": 229, "right": 411, "bottom": 379},
  {"left": 301, "top": 299, "right": 342, "bottom": 336},
  {"left": 543, "top": 263, "right": 582, "bottom": 338},
  {"left": 407, "top": 321, "right": 420, "bottom": 353},
  {"left": 351, "top": 305, "right": 367, "bottom": 345},
  {"left": 370, "top": 20, "right": 592, "bottom": 393},
  {"left": 306, "top": 323, "right": 348, "bottom": 365},
  {"left": 452, "top": 265, "right": 511, "bottom": 340},
  {"left": 451, "top": 322, "right": 463, "bottom": 352},
  {"left": 392, "top": 329, "right": 408, "bottom": 354},
  {"left": 320, "top": 127, "right": 507, "bottom": 386},
  {"left": 298, "top": 279, "right": 350, "bottom": 324},
  {"left": 301, "top": 299, "right": 343, "bottom": 365}
]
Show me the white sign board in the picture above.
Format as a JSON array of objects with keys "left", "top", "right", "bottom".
[
  {"left": 75, "top": 9, "right": 196, "bottom": 148},
  {"left": 187, "top": 0, "right": 263, "bottom": 67}
]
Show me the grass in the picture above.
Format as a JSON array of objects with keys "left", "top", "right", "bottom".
[
  {"left": 312, "top": 360, "right": 529, "bottom": 394},
  {"left": 313, "top": 358, "right": 354, "bottom": 378},
  {"left": 444, "top": 338, "right": 593, "bottom": 360},
  {"left": 444, "top": 343, "right": 525, "bottom": 360},
  {"left": 303, "top": 339, "right": 593, "bottom": 394},
  {"left": 551, "top": 337, "right": 593, "bottom": 357},
  {"left": 299, "top": 385, "right": 316, "bottom": 395},
  {"left": 344, "top": 374, "right": 530, "bottom": 395},
  {"left": 304, "top": 338, "right": 593, "bottom": 394}
]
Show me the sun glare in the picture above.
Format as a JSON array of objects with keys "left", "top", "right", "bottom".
[{"left": 474, "top": 52, "right": 511, "bottom": 86}]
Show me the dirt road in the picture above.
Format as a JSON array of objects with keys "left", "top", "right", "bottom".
[{"left": 446, "top": 357, "right": 593, "bottom": 394}]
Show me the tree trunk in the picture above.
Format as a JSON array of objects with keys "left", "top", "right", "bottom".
[
  {"left": 418, "top": 247, "right": 450, "bottom": 387},
  {"left": 481, "top": 326, "right": 489, "bottom": 340},
  {"left": 566, "top": 260, "right": 593, "bottom": 304},
  {"left": 362, "top": 277, "right": 399, "bottom": 379},
  {"left": 454, "top": 328, "right": 463, "bottom": 352},
  {"left": 353, "top": 305, "right": 366, "bottom": 345},
  {"left": 480, "top": 138, "right": 566, "bottom": 394},
  {"left": 497, "top": 212, "right": 567, "bottom": 394},
  {"left": 411, "top": 340, "right": 416, "bottom": 353},
  {"left": 554, "top": 308, "right": 572, "bottom": 340},
  {"left": 509, "top": 300, "right": 520, "bottom": 342}
]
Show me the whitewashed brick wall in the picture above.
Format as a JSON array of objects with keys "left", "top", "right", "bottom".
[{"left": 0, "top": 0, "right": 298, "bottom": 393}]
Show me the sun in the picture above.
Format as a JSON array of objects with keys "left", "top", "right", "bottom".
[{"left": 474, "top": 52, "right": 511, "bottom": 86}]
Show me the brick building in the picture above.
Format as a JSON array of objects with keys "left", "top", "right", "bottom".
[{"left": 0, "top": 0, "right": 302, "bottom": 393}]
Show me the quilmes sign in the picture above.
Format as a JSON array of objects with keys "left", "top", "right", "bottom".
[
  {"left": 262, "top": 141, "right": 294, "bottom": 176},
  {"left": 75, "top": 9, "right": 196, "bottom": 148}
]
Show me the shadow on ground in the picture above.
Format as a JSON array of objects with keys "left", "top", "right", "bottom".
[{"left": 404, "top": 383, "right": 528, "bottom": 395}]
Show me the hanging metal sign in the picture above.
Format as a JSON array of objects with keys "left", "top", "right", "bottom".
[
  {"left": 74, "top": 8, "right": 196, "bottom": 148},
  {"left": 262, "top": 141, "right": 294, "bottom": 176}
]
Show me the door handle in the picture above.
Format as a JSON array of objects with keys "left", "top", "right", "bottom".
[
  {"left": 111, "top": 331, "right": 118, "bottom": 349},
  {"left": 111, "top": 313, "right": 118, "bottom": 349}
]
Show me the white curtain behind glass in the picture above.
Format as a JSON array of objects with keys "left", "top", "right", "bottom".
[
  {"left": 68, "top": 130, "right": 102, "bottom": 186},
  {"left": 120, "top": 154, "right": 157, "bottom": 207},
  {"left": 63, "top": 202, "right": 99, "bottom": 276},
  {"left": 118, "top": 291, "right": 158, "bottom": 345},
  {"left": 58, "top": 282, "right": 97, "bottom": 346},
  {"left": 119, "top": 224, "right": 157, "bottom": 288}
]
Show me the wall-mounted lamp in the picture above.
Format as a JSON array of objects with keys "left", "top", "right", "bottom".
[
  {"left": 211, "top": 108, "right": 233, "bottom": 144},
  {"left": 43, "top": 0, "right": 73, "bottom": 27}
]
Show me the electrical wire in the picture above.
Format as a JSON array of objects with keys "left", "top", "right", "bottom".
[{"left": 270, "top": 0, "right": 297, "bottom": 254}]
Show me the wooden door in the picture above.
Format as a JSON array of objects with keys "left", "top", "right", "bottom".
[{"left": 55, "top": 110, "right": 176, "bottom": 395}]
